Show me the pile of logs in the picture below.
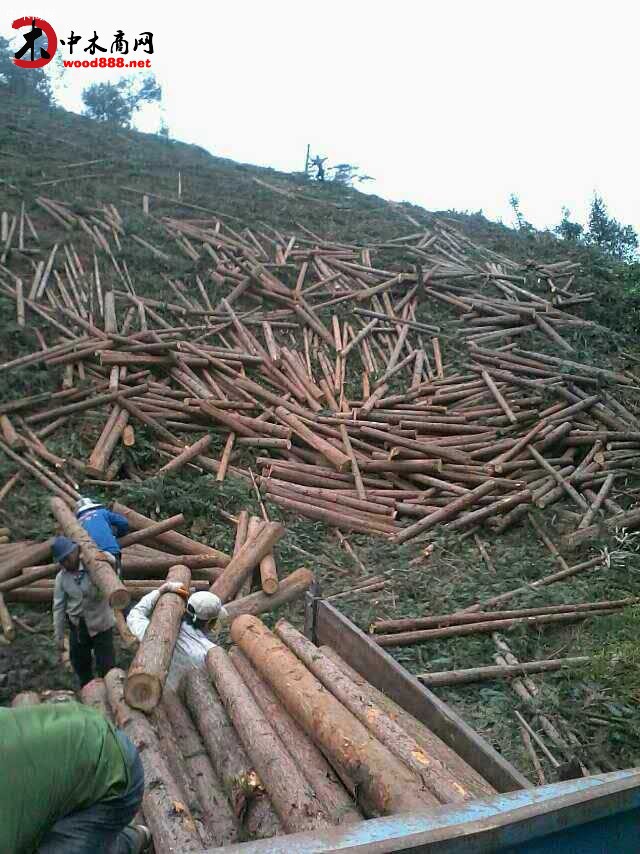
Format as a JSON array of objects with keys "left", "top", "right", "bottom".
[
  {"left": 0, "top": 505, "right": 315, "bottom": 646},
  {"left": 5, "top": 614, "right": 499, "bottom": 849},
  {"left": 0, "top": 202, "right": 637, "bottom": 554}
]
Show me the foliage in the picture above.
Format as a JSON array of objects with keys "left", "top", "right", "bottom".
[
  {"left": 0, "top": 35, "right": 54, "bottom": 106},
  {"left": 508, "top": 193, "right": 533, "bottom": 232},
  {"left": 82, "top": 75, "right": 162, "bottom": 127},
  {"left": 308, "top": 152, "right": 374, "bottom": 186},
  {"left": 586, "top": 193, "right": 638, "bottom": 263},
  {"left": 554, "top": 206, "right": 584, "bottom": 242}
]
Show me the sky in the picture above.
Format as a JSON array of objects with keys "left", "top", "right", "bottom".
[{"left": 4, "top": 1, "right": 639, "bottom": 233}]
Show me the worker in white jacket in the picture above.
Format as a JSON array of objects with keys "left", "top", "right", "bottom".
[{"left": 126, "top": 581, "right": 229, "bottom": 690}]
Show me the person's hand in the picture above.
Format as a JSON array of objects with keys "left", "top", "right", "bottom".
[{"left": 160, "top": 581, "right": 187, "bottom": 595}]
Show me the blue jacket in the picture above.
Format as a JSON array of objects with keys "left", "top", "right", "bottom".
[{"left": 78, "top": 508, "right": 129, "bottom": 556}]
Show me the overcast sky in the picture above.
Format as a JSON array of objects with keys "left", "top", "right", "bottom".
[{"left": 5, "top": 1, "right": 639, "bottom": 233}]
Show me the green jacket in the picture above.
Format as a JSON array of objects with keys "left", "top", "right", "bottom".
[{"left": 0, "top": 703, "right": 130, "bottom": 853}]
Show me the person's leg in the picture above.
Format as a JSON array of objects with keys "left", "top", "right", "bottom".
[
  {"left": 38, "top": 731, "right": 146, "bottom": 854},
  {"left": 93, "top": 628, "right": 116, "bottom": 677},
  {"left": 68, "top": 619, "right": 94, "bottom": 687}
]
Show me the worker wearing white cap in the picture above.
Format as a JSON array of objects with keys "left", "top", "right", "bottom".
[{"left": 126, "top": 581, "right": 229, "bottom": 691}]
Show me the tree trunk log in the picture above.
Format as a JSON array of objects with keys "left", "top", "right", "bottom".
[
  {"left": 207, "top": 646, "right": 333, "bottom": 833},
  {"left": 11, "top": 691, "right": 41, "bottom": 707},
  {"left": 225, "top": 567, "right": 314, "bottom": 620},
  {"left": 276, "top": 620, "right": 469, "bottom": 805},
  {"left": 229, "top": 647, "right": 361, "bottom": 823},
  {"left": 210, "top": 522, "right": 284, "bottom": 602},
  {"left": 0, "top": 538, "right": 54, "bottom": 583},
  {"left": 182, "top": 669, "right": 281, "bottom": 839},
  {"left": 161, "top": 689, "right": 240, "bottom": 847},
  {"left": 231, "top": 615, "right": 440, "bottom": 817},
  {"left": 323, "top": 644, "right": 497, "bottom": 798},
  {"left": 80, "top": 677, "right": 113, "bottom": 721},
  {"left": 416, "top": 657, "right": 590, "bottom": 687},
  {"left": 126, "top": 564, "right": 190, "bottom": 712},
  {"left": 50, "top": 498, "right": 129, "bottom": 609},
  {"left": 393, "top": 480, "right": 497, "bottom": 544},
  {"left": 0, "top": 592, "right": 15, "bottom": 640},
  {"left": 118, "top": 514, "right": 185, "bottom": 548},
  {"left": 105, "top": 668, "right": 203, "bottom": 851},
  {"left": 113, "top": 502, "right": 230, "bottom": 565}
]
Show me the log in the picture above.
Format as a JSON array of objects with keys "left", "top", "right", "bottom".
[
  {"left": 275, "top": 620, "right": 469, "bottom": 805},
  {"left": 275, "top": 406, "right": 351, "bottom": 472},
  {"left": 125, "top": 564, "right": 190, "bottom": 712},
  {"left": 577, "top": 473, "right": 615, "bottom": 529},
  {"left": 161, "top": 689, "right": 240, "bottom": 847},
  {"left": 374, "top": 609, "right": 616, "bottom": 647},
  {"left": 562, "top": 507, "right": 640, "bottom": 549},
  {"left": 80, "top": 677, "right": 113, "bottom": 721},
  {"left": 372, "top": 598, "right": 637, "bottom": 633},
  {"left": 206, "top": 646, "right": 333, "bottom": 833},
  {"left": 0, "top": 414, "right": 24, "bottom": 450},
  {"left": 259, "top": 550, "right": 279, "bottom": 596},
  {"left": 0, "top": 563, "right": 58, "bottom": 593},
  {"left": 225, "top": 567, "right": 314, "bottom": 620},
  {"left": 86, "top": 408, "right": 129, "bottom": 476},
  {"left": 321, "top": 646, "right": 495, "bottom": 798},
  {"left": 210, "top": 522, "right": 284, "bottom": 602},
  {"left": 417, "top": 657, "right": 590, "bottom": 687},
  {"left": 157, "top": 434, "right": 213, "bottom": 476},
  {"left": 50, "top": 497, "right": 129, "bottom": 609},
  {"left": 231, "top": 615, "right": 440, "bottom": 816},
  {"left": 266, "top": 493, "right": 394, "bottom": 536},
  {"left": 229, "top": 647, "right": 361, "bottom": 823},
  {"left": 0, "top": 592, "right": 15, "bottom": 641},
  {"left": 105, "top": 668, "right": 202, "bottom": 851},
  {"left": 119, "top": 514, "right": 185, "bottom": 548},
  {"left": 113, "top": 503, "right": 230, "bottom": 564},
  {"left": 182, "top": 669, "right": 281, "bottom": 838},
  {"left": 11, "top": 691, "right": 41, "bottom": 707},
  {"left": 393, "top": 480, "right": 497, "bottom": 544},
  {"left": 0, "top": 539, "right": 54, "bottom": 583}
]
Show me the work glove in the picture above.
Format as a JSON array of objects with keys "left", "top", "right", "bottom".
[{"left": 160, "top": 581, "right": 188, "bottom": 596}]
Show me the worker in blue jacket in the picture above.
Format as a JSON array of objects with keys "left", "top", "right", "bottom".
[{"left": 76, "top": 497, "right": 129, "bottom": 577}]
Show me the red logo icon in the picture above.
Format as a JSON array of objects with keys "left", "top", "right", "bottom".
[{"left": 12, "top": 16, "right": 57, "bottom": 68}]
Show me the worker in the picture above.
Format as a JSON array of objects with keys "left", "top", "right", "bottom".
[
  {"left": 75, "top": 496, "right": 129, "bottom": 576},
  {"left": 127, "top": 581, "right": 229, "bottom": 689},
  {"left": 0, "top": 702, "right": 150, "bottom": 853},
  {"left": 52, "top": 535, "right": 116, "bottom": 687}
]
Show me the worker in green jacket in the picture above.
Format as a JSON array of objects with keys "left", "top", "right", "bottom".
[{"left": 0, "top": 702, "right": 150, "bottom": 853}]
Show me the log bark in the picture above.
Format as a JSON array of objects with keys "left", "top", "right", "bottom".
[
  {"left": 393, "top": 480, "right": 497, "bottom": 544},
  {"left": 210, "top": 522, "right": 284, "bottom": 602},
  {"left": 321, "top": 646, "right": 495, "bottom": 798},
  {"left": 50, "top": 498, "right": 129, "bottom": 609},
  {"left": 225, "top": 567, "right": 314, "bottom": 620},
  {"left": 113, "top": 503, "right": 230, "bottom": 565},
  {"left": 0, "top": 539, "right": 54, "bottom": 583},
  {"left": 11, "top": 691, "right": 41, "bottom": 707},
  {"left": 229, "top": 647, "right": 361, "bottom": 823},
  {"left": 417, "top": 657, "right": 590, "bottom": 687},
  {"left": 275, "top": 620, "right": 469, "bottom": 805},
  {"left": 375, "top": 609, "right": 616, "bottom": 647},
  {"left": 126, "top": 564, "right": 190, "bottom": 712},
  {"left": 231, "top": 615, "right": 440, "bottom": 816},
  {"left": 182, "top": 669, "right": 281, "bottom": 838},
  {"left": 0, "top": 592, "right": 15, "bottom": 640},
  {"left": 161, "top": 688, "right": 240, "bottom": 847},
  {"left": 562, "top": 507, "right": 640, "bottom": 549},
  {"left": 158, "top": 434, "right": 213, "bottom": 476},
  {"left": 275, "top": 406, "right": 351, "bottom": 472},
  {"left": 105, "top": 668, "right": 203, "bottom": 851},
  {"left": 80, "top": 677, "right": 113, "bottom": 721},
  {"left": 86, "top": 407, "right": 129, "bottom": 476},
  {"left": 118, "top": 514, "right": 185, "bottom": 548},
  {"left": 206, "top": 646, "right": 333, "bottom": 832}
]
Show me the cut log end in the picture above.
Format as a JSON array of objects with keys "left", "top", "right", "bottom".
[{"left": 125, "top": 672, "right": 162, "bottom": 713}]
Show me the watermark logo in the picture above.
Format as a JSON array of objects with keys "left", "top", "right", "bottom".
[{"left": 12, "top": 16, "right": 57, "bottom": 68}]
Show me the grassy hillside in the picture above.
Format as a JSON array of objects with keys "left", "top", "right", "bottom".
[{"left": 1, "top": 94, "right": 639, "bottom": 782}]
